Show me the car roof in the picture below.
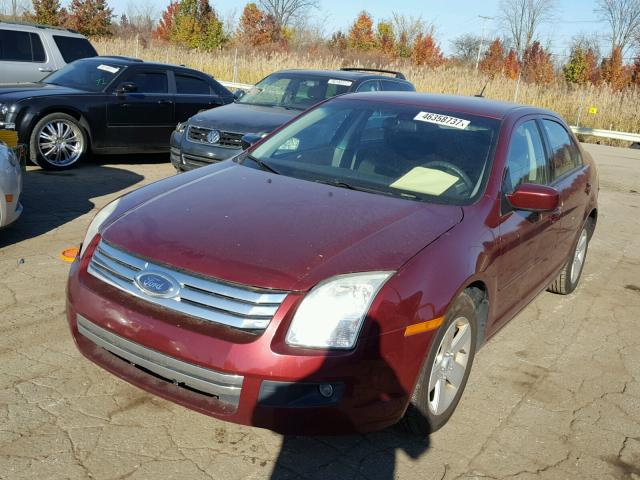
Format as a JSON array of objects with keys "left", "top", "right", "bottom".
[
  {"left": 80, "top": 56, "right": 212, "bottom": 76},
  {"left": 0, "top": 20, "right": 85, "bottom": 37},
  {"left": 335, "top": 92, "right": 555, "bottom": 120},
  {"left": 273, "top": 69, "right": 410, "bottom": 82}
]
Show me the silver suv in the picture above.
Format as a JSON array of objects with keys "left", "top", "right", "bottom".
[{"left": 0, "top": 21, "right": 97, "bottom": 83}]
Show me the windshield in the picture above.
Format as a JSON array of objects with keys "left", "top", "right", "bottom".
[
  {"left": 248, "top": 99, "right": 500, "bottom": 205},
  {"left": 43, "top": 59, "right": 123, "bottom": 92},
  {"left": 237, "top": 74, "right": 352, "bottom": 110}
]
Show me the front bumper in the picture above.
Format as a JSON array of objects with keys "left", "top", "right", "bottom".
[
  {"left": 170, "top": 131, "right": 241, "bottom": 172},
  {"left": 67, "top": 257, "right": 423, "bottom": 434}
]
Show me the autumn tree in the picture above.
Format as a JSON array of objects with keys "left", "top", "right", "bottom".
[
  {"left": 411, "top": 33, "right": 444, "bottom": 67},
  {"left": 171, "top": 0, "right": 226, "bottom": 50},
  {"left": 348, "top": 11, "right": 376, "bottom": 51},
  {"left": 376, "top": 21, "right": 395, "bottom": 56},
  {"left": 237, "top": 2, "right": 283, "bottom": 48},
  {"left": 631, "top": 56, "right": 640, "bottom": 84},
  {"left": 153, "top": 1, "right": 179, "bottom": 41},
  {"left": 563, "top": 47, "right": 588, "bottom": 84},
  {"left": 601, "top": 46, "right": 630, "bottom": 90},
  {"left": 27, "top": 0, "right": 65, "bottom": 26},
  {"left": 329, "top": 31, "right": 348, "bottom": 51},
  {"left": 65, "top": 0, "right": 113, "bottom": 37},
  {"left": 522, "top": 41, "right": 554, "bottom": 84},
  {"left": 504, "top": 48, "right": 521, "bottom": 79},
  {"left": 479, "top": 39, "right": 505, "bottom": 78}
]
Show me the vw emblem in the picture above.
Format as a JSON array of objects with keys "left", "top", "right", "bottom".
[
  {"left": 134, "top": 271, "right": 180, "bottom": 298},
  {"left": 207, "top": 129, "right": 221, "bottom": 144}
]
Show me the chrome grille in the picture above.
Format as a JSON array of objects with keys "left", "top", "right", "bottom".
[
  {"left": 77, "top": 315, "right": 243, "bottom": 404},
  {"left": 187, "top": 125, "right": 243, "bottom": 149},
  {"left": 182, "top": 153, "right": 220, "bottom": 168},
  {"left": 88, "top": 240, "right": 287, "bottom": 330}
]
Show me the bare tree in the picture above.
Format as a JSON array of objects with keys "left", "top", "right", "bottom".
[
  {"left": 499, "top": 0, "right": 555, "bottom": 57},
  {"left": 391, "top": 12, "right": 433, "bottom": 45},
  {"left": 258, "top": 0, "right": 320, "bottom": 28},
  {"left": 570, "top": 32, "right": 602, "bottom": 60},
  {"left": 595, "top": 0, "right": 640, "bottom": 55},
  {"left": 451, "top": 34, "right": 484, "bottom": 65}
]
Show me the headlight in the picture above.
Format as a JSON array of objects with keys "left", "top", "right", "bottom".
[
  {"left": 286, "top": 272, "right": 394, "bottom": 349},
  {"left": 79, "top": 198, "right": 121, "bottom": 258},
  {"left": 176, "top": 122, "right": 187, "bottom": 133}
]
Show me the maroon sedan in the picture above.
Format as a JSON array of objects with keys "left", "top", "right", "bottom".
[{"left": 66, "top": 92, "right": 598, "bottom": 435}]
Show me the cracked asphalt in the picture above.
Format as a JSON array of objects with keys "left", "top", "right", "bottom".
[{"left": 0, "top": 143, "right": 639, "bottom": 480}]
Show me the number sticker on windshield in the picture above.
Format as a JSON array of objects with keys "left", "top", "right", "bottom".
[
  {"left": 328, "top": 79, "right": 353, "bottom": 86},
  {"left": 414, "top": 111, "right": 470, "bottom": 130},
  {"left": 97, "top": 64, "right": 120, "bottom": 74}
]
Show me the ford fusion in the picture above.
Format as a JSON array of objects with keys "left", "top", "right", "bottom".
[{"left": 67, "top": 92, "right": 598, "bottom": 435}]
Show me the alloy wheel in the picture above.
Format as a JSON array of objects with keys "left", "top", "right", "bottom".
[
  {"left": 570, "top": 228, "right": 588, "bottom": 284},
  {"left": 428, "top": 317, "right": 472, "bottom": 416},
  {"left": 37, "top": 119, "right": 84, "bottom": 167}
]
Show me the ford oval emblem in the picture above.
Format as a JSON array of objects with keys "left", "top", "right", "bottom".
[
  {"left": 207, "top": 129, "right": 221, "bottom": 144},
  {"left": 134, "top": 271, "right": 180, "bottom": 298}
]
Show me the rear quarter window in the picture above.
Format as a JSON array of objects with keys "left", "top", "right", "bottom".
[
  {"left": 176, "top": 74, "right": 211, "bottom": 95},
  {"left": 380, "top": 80, "right": 415, "bottom": 91},
  {"left": 53, "top": 36, "right": 97, "bottom": 63}
]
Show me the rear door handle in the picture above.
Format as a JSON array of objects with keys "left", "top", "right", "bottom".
[
  {"left": 158, "top": 100, "right": 173, "bottom": 105},
  {"left": 38, "top": 67, "right": 54, "bottom": 72}
]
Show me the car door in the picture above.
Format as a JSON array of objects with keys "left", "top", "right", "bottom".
[
  {"left": 494, "top": 118, "right": 556, "bottom": 325},
  {"left": 0, "top": 29, "right": 54, "bottom": 83},
  {"left": 106, "top": 68, "right": 174, "bottom": 149},
  {"left": 540, "top": 118, "right": 590, "bottom": 273},
  {"left": 173, "top": 72, "right": 224, "bottom": 122}
]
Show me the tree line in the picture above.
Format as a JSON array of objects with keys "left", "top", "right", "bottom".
[{"left": 19, "top": 0, "right": 640, "bottom": 91}]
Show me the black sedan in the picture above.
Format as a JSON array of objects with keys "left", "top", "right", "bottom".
[{"left": 0, "top": 56, "right": 234, "bottom": 169}]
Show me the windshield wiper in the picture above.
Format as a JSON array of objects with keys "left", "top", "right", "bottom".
[
  {"left": 314, "top": 179, "right": 393, "bottom": 196},
  {"left": 245, "top": 155, "right": 280, "bottom": 174}
]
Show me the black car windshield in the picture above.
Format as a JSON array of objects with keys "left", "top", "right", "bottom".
[
  {"left": 248, "top": 99, "right": 500, "bottom": 205},
  {"left": 43, "top": 59, "right": 124, "bottom": 92},
  {"left": 237, "top": 74, "right": 352, "bottom": 110}
]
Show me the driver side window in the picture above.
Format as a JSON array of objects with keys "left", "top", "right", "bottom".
[{"left": 504, "top": 120, "right": 549, "bottom": 193}]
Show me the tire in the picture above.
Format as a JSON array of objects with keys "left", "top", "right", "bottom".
[
  {"left": 547, "top": 219, "right": 592, "bottom": 295},
  {"left": 29, "top": 113, "right": 87, "bottom": 170},
  {"left": 401, "top": 291, "right": 478, "bottom": 436}
]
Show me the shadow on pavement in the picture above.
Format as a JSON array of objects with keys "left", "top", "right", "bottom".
[{"left": 0, "top": 162, "right": 147, "bottom": 248}]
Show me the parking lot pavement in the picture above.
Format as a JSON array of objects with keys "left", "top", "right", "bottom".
[{"left": 0, "top": 144, "right": 638, "bottom": 480}]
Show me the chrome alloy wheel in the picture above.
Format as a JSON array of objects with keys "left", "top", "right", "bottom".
[
  {"left": 428, "top": 317, "right": 472, "bottom": 416},
  {"left": 37, "top": 119, "right": 83, "bottom": 167},
  {"left": 570, "top": 228, "right": 588, "bottom": 284}
]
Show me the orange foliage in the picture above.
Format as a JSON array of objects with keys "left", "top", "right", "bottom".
[
  {"left": 153, "top": 1, "right": 179, "bottom": 41},
  {"left": 522, "top": 41, "right": 554, "bottom": 84},
  {"left": 601, "top": 47, "right": 631, "bottom": 91},
  {"left": 411, "top": 33, "right": 444, "bottom": 67},
  {"left": 504, "top": 49, "right": 520, "bottom": 80},
  {"left": 348, "top": 11, "right": 376, "bottom": 51},
  {"left": 479, "top": 39, "right": 504, "bottom": 78}
]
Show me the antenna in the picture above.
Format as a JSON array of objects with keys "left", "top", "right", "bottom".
[{"left": 475, "top": 82, "right": 489, "bottom": 98}]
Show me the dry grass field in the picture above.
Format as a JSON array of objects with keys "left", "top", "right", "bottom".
[{"left": 95, "top": 38, "right": 640, "bottom": 136}]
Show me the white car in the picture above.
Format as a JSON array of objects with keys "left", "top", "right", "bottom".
[{"left": 0, "top": 144, "right": 22, "bottom": 227}]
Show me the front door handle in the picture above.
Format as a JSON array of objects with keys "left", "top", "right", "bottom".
[
  {"left": 158, "top": 100, "right": 173, "bottom": 105},
  {"left": 38, "top": 67, "right": 54, "bottom": 72}
]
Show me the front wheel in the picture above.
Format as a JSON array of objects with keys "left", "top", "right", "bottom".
[
  {"left": 547, "top": 220, "right": 592, "bottom": 295},
  {"left": 402, "top": 291, "right": 478, "bottom": 436},
  {"left": 29, "top": 113, "right": 87, "bottom": 170}
]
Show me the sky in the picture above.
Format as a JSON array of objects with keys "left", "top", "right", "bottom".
[{"left": 69, "top": 0, "right": 615, "bottom": 58}]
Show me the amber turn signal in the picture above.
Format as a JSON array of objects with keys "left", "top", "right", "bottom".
[
  {"left": 404, "top": 316, "right": 445, "bottom": 336},
  {"left": 60, "top": 247, "right": 80, "bottom": 263}
]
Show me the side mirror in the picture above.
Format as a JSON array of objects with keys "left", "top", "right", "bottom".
[
  {"left": 116, "top": 82, "right": 138, "bottom": 94},
  {"left": 241, "top": 133, "right": 263, "bottom": 150},
  {"left": 506, "top": 183, "right": 559, "bottom": 212},
  {"left": 233, "top": 89, "right": 246, "bottom": 101}
]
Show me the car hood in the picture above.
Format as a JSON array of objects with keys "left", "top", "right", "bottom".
[
  {"left": 102, "top": 163, "right": 463, "bottom": 292},
  {"left": 189, "top": 102, "right": 298, "bottom": 135},
  {"left": 0, "top": 82, "right": 86, "bottom": 101}
]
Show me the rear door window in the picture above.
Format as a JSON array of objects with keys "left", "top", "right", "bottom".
[
  {"left": 504, "top": 120, "right": 549, "bottom": 193},
  {"left": 380, "top": 80, "right": 414, "bottom": 91},
  {"left": 52, "top": 36, "right": 98, "bottom": 63},
  {"left": 128, "top": 71, "right": 168, "bottom": 93},
  {"left": 176, "top": 74, "right": 211, "bottom": 95},
  {"left": 0, "top": 29, "right": 45, "bottom": 62},
  {"left": 356, "top": 80, "right": 381, "bottom": 92},
  {"left": 542, "top": 120, "right": 582, "bottom": 180}
]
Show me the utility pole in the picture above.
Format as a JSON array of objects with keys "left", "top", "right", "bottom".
[{"left": 475, "top": 15, "right": 494, "bottom": 70}]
